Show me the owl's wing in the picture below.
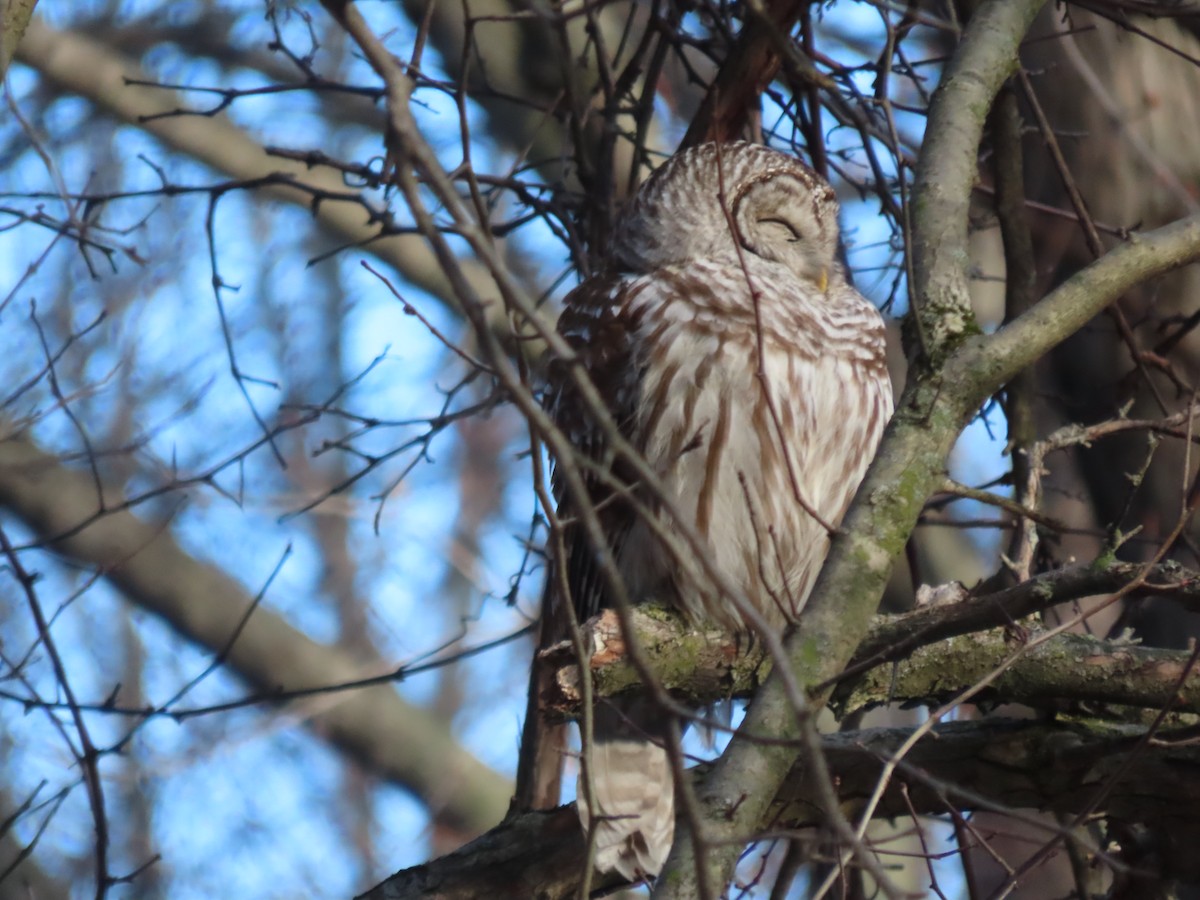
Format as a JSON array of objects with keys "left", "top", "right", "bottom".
[
  {"left": 553, "top": 271, "right": 707, "bottom": 880},
  {"left": 512, "top": 272, "right": 643, "bottom": 813},
  {"left": 547, "top": 272, "right": 643, "bottom": 626}
]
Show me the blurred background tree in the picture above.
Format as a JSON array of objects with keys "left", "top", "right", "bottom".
[{"left": 3, "top": 1, "right": 1200, "bottom": 898}]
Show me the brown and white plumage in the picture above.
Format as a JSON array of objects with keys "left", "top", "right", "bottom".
[{"left": 541, "top": 142, "right": 891, "bottom": 879}]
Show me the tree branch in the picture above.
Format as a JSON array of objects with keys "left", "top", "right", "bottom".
[
  {"left": 12, "top": 18, "right": 506, "bottom": 322},
  {"left": 959, "top": 210, "right": 1200, "bottom": 394},
  {"left": 364, "top": 718, "right": 1200, "bottom": 899},
  {"left": 837, "top": 628, "right": 1200, "bottom": 722},
  {"left": 538, "top": 578, "right": 1200, "bottom": 724},
  {"left": 680, "top": 0, "right": 811, "bottom": 146},
  {"left": 0, "top": 432, "right": 510, "bottom": 835},
  {"left": 851, "top": 559, "right": 1200, "bottom": 667}
]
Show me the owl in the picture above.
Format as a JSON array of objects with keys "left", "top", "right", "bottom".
[{"left": 533, "top": 141, "right": 892, "bottom": 880}]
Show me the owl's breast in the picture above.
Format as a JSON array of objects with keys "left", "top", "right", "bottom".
[{"left": 617, "top": 265, "right": 891, "bottom": 630}]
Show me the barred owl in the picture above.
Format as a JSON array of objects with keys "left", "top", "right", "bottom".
[{"left": 537, "top": 142, "right": 892, "bottom": 880}]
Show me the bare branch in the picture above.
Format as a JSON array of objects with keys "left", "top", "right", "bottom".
[
  {"left": 537, "top": 574, "right": 1200, "bottom": 724},
  {"left": 13, "top": 18, "right": 506, "bottom": 319},
  {"left": 0, "top": 432, "right": 510, "bottom": 835}
]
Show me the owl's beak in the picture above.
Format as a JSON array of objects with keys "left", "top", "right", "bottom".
[{"left": 818, "top": 268, "right": 829, "bottom": 294}]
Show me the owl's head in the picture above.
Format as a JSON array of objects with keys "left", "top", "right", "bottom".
[{"left": 612, "top": 142, "right": 841, "bottom": 291}]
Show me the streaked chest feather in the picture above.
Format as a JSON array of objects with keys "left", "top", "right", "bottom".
[{"left": 616, "top": 263, "right": 891, "bottom": 628}]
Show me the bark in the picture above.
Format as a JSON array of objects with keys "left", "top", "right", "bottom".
[
  {"left": 0, "top": 0, "right": 36, "bottom": 79},
  {"left": 536, "top": 584, "right": 1200, "bottom": 723}
]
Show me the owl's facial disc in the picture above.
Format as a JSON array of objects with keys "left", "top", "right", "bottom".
[
  {"left": 733, "top": 178, "right": 836, "bottom": 290},
  {"left": 740, "top": 214, "right": 831, "bottom": 290}
]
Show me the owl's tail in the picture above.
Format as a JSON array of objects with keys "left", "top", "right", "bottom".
[{"left": 577, "top": 701, "right": 676, "bottom": 881}]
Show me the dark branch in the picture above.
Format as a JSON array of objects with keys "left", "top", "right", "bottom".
[{"left": 362, "top": 718, "right": 1200, "bottom": 899}]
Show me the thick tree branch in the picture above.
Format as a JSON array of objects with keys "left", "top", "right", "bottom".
[
  {"left": 12, "top": 19, "right": 505, "bottom": 321},
  {"left": 365, "top": 718, "right": 1200, "bottom": 899},
  {"left": 909, "top": 0, "right": 1047, "bottom": 359},
  {"left": 838, "top": 628, "right": 1200, "bottom": 721},
  {"left": 958, "top": 211, "right": 1200, "bottom": 395},
  {"left": 0, "top": 432, "right": 510, "bottom": 835},
  {"left": 0, "top": 0, "right": 37, "bottom": 79},
  {"left": 539, "top": 583, "right": 1200, "bottom": 723},
  {"left": 681, "top": 0, "right": 809, "bottom": 146}
]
